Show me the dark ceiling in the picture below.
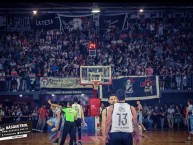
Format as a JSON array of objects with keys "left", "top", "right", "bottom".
[{"left": 0, "top": 2, "right": 193, "bottom": 14}]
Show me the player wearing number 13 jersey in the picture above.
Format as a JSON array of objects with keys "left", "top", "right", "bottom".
[
  {"left": 105, "top": 89, "right": 140, "bottom": 145},
  {"left": 111, "top": 103, "right": 133, "bottom": 133}
]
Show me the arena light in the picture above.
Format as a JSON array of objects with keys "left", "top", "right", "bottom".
[
  {"left": 139, "top": 9, "right": 144, "bottom": 13},
  {"left": 19, "top": 94, "right": 23, "bottom": 97},
  {"left": 33, "top": 10, "right": 38, "bottom": 15},
  {"left": 52, "top": 94, "right": 55, "bottom": 97},
  {"left": 92, "top": 6, "right": 100, "bottom": 13}
]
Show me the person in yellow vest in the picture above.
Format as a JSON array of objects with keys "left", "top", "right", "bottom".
[{"left": 60, "top": 100, "right": 77, "bottom": 145}]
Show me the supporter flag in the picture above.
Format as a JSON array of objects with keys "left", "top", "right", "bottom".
[
  {"left": 31, "top": 14, "right": 60, "bottom": 30},
  {"left": 58, "top": 14, "right": 92, "bottom": 32},
  {"left": 130, "top": 14, "right": 137, "bottom": 19},
  {"left": 89, "top": 98, "right": 101, "bottom": 116},
  {"left": 99, "top": 13, "right": 127, "bottom": 31},
  {"left": 101, "top": 76, "right": 160, "bottom": 101},
  {"left": 6, "top": 15, "right": 31, "bottom": 32}
]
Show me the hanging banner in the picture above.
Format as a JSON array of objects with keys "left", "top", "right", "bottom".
[
  {"left": 102, "top": 76, "right": 160, "bottom": 101},
  {"left": 40, "top": 77, "right": 92, "bottom": 89},
  {"left": 6, "top": 15, "right": 31, "bottom": 32},
  {"left": 31, "top": 14, "right": 59, "bottom": 30},
  {"left": 58, "top": 14, "right": 92, "bottom": 32},
  {"left": 99, "top": 13, "right": 127, "bottom": 31}
]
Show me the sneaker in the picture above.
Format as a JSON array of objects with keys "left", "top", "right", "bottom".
[
  {"left": 143, "top": 128, "right": 147, "bottom": 133},
  {"left": 74, "top": 143, "right": 77, "bottom": 145},
  {"left": 78, "top": 140, "right": 82, "bottom": 145},
  {"left": 53, "top": 139, "right": 59, "bottom": 144},
  {"left": 185, "top": 137, "right": 191, "bottom": 142},
  {"left": 51, "top": 127, "right": 57, "bottom": 132}
]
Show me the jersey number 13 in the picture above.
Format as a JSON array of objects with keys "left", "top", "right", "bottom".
[{"left": 117, "top": 113, "right": 128, "bottom": 126}]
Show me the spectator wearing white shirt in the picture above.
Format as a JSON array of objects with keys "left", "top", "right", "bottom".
[
  {"left": 167, "top": 104, "right": 175, "bottom": 129},
  {"left": 12, "top": 107, "right": 22, "bottom": 122}
]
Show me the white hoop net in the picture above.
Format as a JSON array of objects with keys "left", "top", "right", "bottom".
[{"left": 92, "top": 80, "right": 100, "bottom": 91}]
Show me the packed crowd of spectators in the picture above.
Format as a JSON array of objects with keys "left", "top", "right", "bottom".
[
  {"left": 99, "top": 101, "right": 187, "bottom": 130},
  {"left": 0, "top": 102, "right": 56, "bottom": 129},
  {"left": 0, "top": 103, "right": 38, "bottom": 126},
  {"left": 141, "top": 102, "right": 187, "bottom": 130},
  {"left": 0, "top": 14, "right": 193, "bottom": 92}
]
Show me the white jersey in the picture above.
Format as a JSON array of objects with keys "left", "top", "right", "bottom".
[
  {"left": 72, "top": 104, "right": 82, "bottom": 118},
  {"left": 110, "top": 103, "right": 133, "bottom": 133},
  {"left": 104, "top": 106, "right": 110, "bottom": 121},
  {"left": 106, "top": 106, "right": 110, "bottom": 117}
]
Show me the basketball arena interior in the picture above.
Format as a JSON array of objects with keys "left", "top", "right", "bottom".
[{"left": 0, "top": 2, "right": 193, "bottom": 145}]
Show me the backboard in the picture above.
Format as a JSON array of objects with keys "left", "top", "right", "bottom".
[{"left": 80, "top": 66, "right": 112, "bottom": 85}]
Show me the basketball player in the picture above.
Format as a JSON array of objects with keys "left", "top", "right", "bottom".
[
  {"left": 185, "top": 99, "right": 193, "bottom": 142},
  {"left": 72, "top": 97, "right": 85, "bottom": 145},
  {"left": 101, "top": 94, "right": 118, "bottom": 136},
  {"left": 136, "top": 100, "right": 147, "bottom": 132},
  {"left": 105, "top": 89, "right": 140, "bottom": 145},
  {"left": 48, "top": 100, "right": 64, "bottom": 144},
  {"left": 47, "top": 103, "right": 61, "bottom": 130},
  {"left": 60, "top": 100, "right": 77, "bottom": 145}
]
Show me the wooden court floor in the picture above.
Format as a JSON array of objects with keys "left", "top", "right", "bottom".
[{"left": 0, "top": 129, "right": 192, "bottom": 145}]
